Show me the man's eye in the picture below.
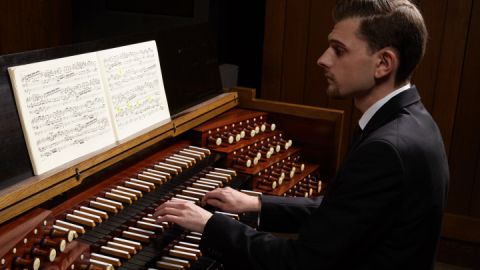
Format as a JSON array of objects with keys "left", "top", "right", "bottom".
[{"left": 333, "top": 46, "right": 345, "bottom": 56}]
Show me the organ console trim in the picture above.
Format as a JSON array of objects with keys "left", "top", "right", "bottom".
[
  {"left": 0, "top": 208, "right": 51, "bottom": 259},
  {"left": 0, "top": 92, "right": 238, "bottom": 225},
  {"left": 230, "top": 86, "right": 344, "bottom": 170}
]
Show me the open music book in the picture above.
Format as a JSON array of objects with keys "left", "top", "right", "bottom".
[{"left": 8, "top": 41, "right": 170, "bottom": 175}]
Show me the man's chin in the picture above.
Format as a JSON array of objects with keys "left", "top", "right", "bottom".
[{"left": 326, "top": 87, "right": 345, "bottom": 99}]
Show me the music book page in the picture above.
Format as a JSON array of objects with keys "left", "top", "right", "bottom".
[
  {"left": 97, "top": 41, "right": 170, "bottom": 141},
  {"left": 8, "top": 40, "right": 171, "bottom": 175},
  {"left": 8, "top": 53, "right": 116, "bottom": 175}
]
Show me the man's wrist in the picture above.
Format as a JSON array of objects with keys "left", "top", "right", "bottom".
[
  {"left": 199, "top": 211, "right": 213, "bottom": 233},
  {"left": 238, "top": 194, "right": 262, "bottom": 229},
  {"left": 245, "top": 194, "right": 262, "bottom": 212},
  {"left": 240, "top": 189, "right": 263, "bottom": 212}
]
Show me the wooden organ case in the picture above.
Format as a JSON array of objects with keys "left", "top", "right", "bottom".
[{"left": 0, "top": 24, "right": 343, "bottom": 270}]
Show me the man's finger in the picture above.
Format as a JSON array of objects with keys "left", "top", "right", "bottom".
[
  {"left": 205, "top": 198, "right": 224, "bottom": 209},
  {"left": 156, "top": 214, "right": 181, "bottom": 225},
  {"left": 153, "top": 205, "right": 184, "bottom": 218}
]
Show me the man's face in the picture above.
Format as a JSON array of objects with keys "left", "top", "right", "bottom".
[{"left": 317, "top": 18, "right": 378, "bottom": 99}]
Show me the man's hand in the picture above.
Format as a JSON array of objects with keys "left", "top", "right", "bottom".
[
  {"left": 153, "top": 200, "right": 213, "bottom": 233},
  {"left": 203, "top": 187, "right": 261, "bottom": 213}
]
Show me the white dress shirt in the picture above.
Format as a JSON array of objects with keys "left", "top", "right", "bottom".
[{"left": 358, "top": 83, "right": 412, "bottom": 130}]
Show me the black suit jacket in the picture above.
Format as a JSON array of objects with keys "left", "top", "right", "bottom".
[{"left": 200, "top": 87, "right": 449, "bottom": 270}]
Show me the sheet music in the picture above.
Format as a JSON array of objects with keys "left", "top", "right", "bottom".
[
  {"left": 98, "top": 41, "right": 170, "bottom": 141},
  {"left": 8, "top": 53, "right": 116, "bottom": 175}
]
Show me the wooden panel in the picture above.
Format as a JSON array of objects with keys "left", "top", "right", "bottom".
[
  {"left": 469, "top": 0, "right": 480, "bottom": 219},
  {"left": 474, "top": 154, "right": 480, "bottom": 218},
  {"left": 267, "top": 114, "right": 337, "bottom": 179},
  {"left": 448, "top": 0, "right": 480, "bottom": 217},
  {"left": 303, "top": 0, "right": 336, "bottom": 108},
  {"left": 261, "top": 0, "right": 287, "bottom": 101},
  {"left": 413, "top": 0, "right": 448, "bottom": 111},
  {"left": 280, "top": 0, "right": 311, "bottom": 103},
  {"left": 232, "top": 87, "right": 344, "bottom": 171},
  {"left": 431, "top": 0, "right": 472, "bottom": 155},
  {"left": 437, "top": 238, "right": 480, "bottom": 269},
  {"left": 233, "top": 87, "right": 343, "bottom": 125},
  {"left": 444, "top": 0, "right": 477, "bottom": 215},
  {"left": 0, "top": 177, "right": 80, "bottom": 224},
  {"left": 0, "top": 0, "right": 72, "bottom": 54},
  {"left": 327, "top": 98, "right": 355, "bottom": 160},
  {"left": 442, "top": 214, "right": 480, "bottom": 243}
]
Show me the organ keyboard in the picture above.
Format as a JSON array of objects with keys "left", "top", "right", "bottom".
[
  {"left": 0, "top": 87, "right": 343, "bottom": 270},
  {"left": 0, "top": 24, "right": 343, "bottom": 270}
]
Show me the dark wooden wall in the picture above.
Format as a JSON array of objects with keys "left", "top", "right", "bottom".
[
  {"left": 0, "top": 0, "right": 72, "bottom": 55},
  {"left": 262, "top": 0, "right": 480, "bottom": 267}
]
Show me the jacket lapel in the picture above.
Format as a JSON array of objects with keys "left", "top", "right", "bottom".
[
  {"left": 362, "top": 86, "right": 421, "bottom": 135},
  {"left": 347, "top": 87, "right": 422, "bottom": 154}
]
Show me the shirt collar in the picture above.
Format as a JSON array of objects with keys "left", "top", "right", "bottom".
[{"left": 358, "top": 83, "right": 412, "bottom": 130}]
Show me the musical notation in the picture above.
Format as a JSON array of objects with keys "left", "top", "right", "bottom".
[
  {"left": 98, "top": 41, "right": 170, "bottom": 140},
  {"left": 8, "top": 41, "right": 169, "bottom": 175},
  {"left": 9, "top": 53, "right": 116, "bottom": 175}
]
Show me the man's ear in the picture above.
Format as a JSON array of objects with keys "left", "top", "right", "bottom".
[{"left": 374, "top": 48, "right": 397, "bottom": 79}]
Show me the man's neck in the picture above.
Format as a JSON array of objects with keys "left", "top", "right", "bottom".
[
  {"left": 354, "top": 80, "right": 410, "bottom": 113},
  {"left": 357, "top": 82, "right": 412, "bottom": 130}
]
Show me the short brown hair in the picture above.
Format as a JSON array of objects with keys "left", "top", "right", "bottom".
[{"left": 333, "top": 0, "right": 427, "bottom": 85}]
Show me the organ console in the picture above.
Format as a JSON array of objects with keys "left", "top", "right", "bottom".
[{"left": 0, "top": 24, "right": 343, "bottom": 270}]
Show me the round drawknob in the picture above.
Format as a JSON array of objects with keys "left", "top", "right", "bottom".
[
  {"left": 29, "top": 247, "right": 57, "bottom": 262},
  {"left": 14, "top": 257, "right": 41, "bottom": 270}
]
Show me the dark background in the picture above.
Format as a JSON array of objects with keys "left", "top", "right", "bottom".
[{"left": 70, "top": 0, "right": 265, "bottom": 92}]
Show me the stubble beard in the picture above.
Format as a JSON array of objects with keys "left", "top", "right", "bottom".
[{"left": 326, "top": 83, "right": 342, "bottom": 99}]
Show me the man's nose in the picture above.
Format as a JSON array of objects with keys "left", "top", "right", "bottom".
[{"left": 317, "top": 50, "right": 330, "bottom": 70}]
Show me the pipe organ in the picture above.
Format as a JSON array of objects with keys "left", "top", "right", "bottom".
[{"left": 0, "top": 25, "right": 343, "bottom": 270}]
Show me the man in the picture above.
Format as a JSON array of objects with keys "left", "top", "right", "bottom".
[{"left": 154, "top": 0, "right": 449, "bottom": 269}]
